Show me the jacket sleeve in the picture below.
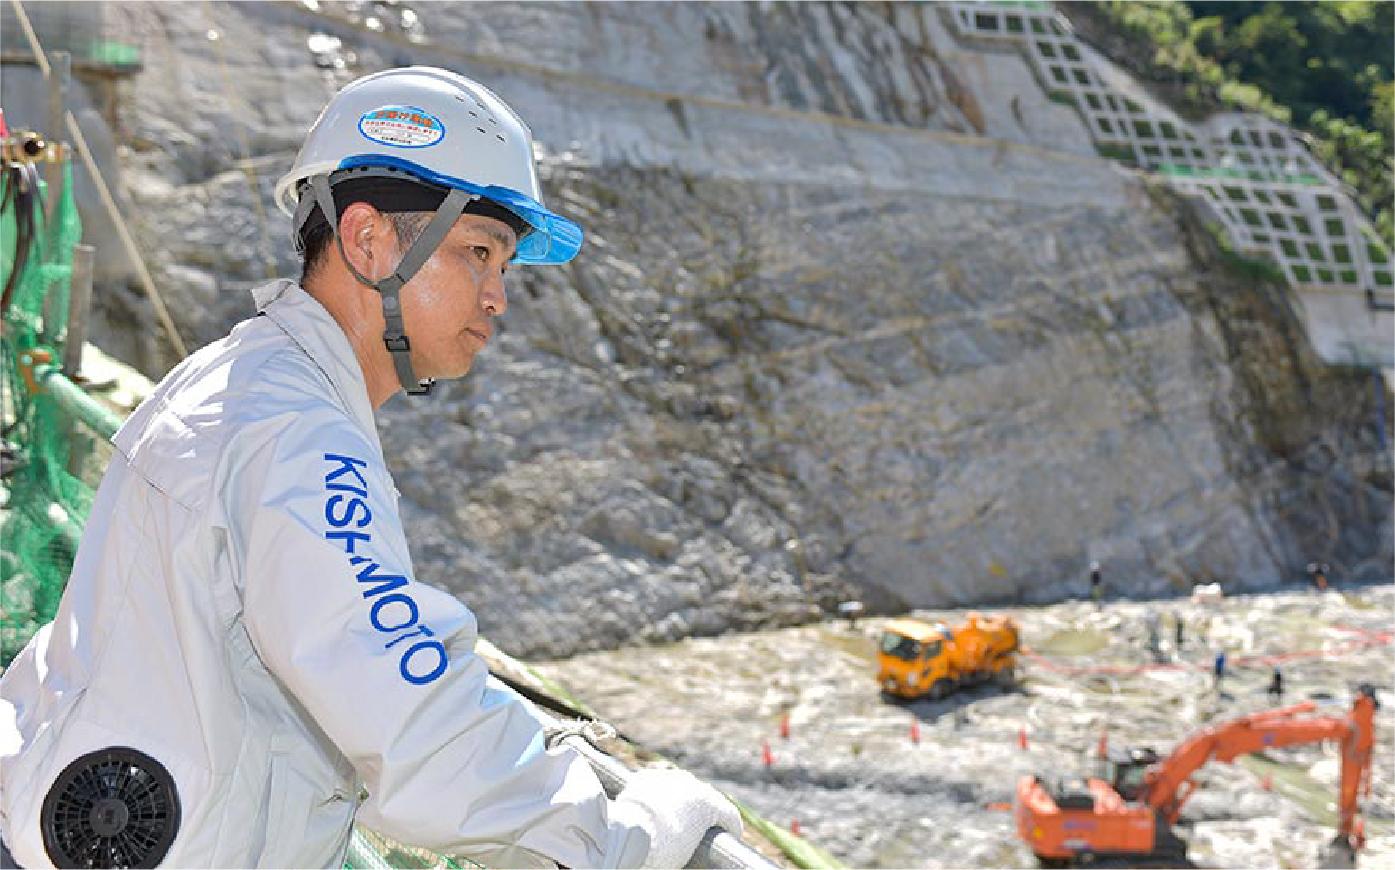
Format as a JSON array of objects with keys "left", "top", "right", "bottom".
[{"left": 224, "top": 404, "right": 649, "bottom": 869}]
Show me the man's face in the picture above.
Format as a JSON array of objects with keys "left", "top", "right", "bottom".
[{"left": 398, "top": 213, "right": 517, "bottom": 381}]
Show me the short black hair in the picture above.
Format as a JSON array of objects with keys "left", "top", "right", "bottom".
[{"left": 299, "top": 211, "right": 432, "bottom": 285}]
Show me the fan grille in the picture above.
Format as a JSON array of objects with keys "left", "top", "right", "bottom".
[{"left": 41, "top": 747, "right": 180, "bottom": 869}]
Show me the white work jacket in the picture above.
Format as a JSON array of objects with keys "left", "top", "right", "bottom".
[{"left": 0, "top": 280, "right": 648, "bottom": 868}]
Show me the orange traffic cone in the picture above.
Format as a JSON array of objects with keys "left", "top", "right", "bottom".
[
  {"left": 790, "top": 819, "right": 801, "bottom": 836},
  {"left": 910, "top": 718, "right": 921, "bottom": 744},
  {"left": 779, "top": 713, "right": 790, "bottom": 740},
  {"left": 1018, "top": 727, "right": 1029, "bottom": 750},
  {"left": 761, "top": 741, "right": 774, "bottom": 768}
]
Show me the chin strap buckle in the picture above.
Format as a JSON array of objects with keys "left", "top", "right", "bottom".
[{"left": 383, "top": 333, "right": 432, "bottom": 395}]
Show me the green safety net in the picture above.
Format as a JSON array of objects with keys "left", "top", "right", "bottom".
[
  {"left": 1, "top": 159, "right": 88, "bottom": 666},
  {"left": 1154, "top": 163, "right": 1323, "bottom": 185},
  {"left": 349, "top": 829, "right": 479, "bottom": 869}
]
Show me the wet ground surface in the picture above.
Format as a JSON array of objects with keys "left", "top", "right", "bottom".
[{"left": 536, "top": 584, "right": 1395, "bottom": 868}]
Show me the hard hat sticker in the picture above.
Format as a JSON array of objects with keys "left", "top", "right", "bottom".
[{"left": 359, "top": 106, "right": 445, "bottom": 148}]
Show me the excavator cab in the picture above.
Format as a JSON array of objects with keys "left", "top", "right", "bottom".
[{"left": 1098, "top": 746, "right": 1159, "bottom": 802}]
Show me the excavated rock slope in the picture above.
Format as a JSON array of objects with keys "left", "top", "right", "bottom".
[{"left": 7, "top": 1, "right": 1388, "bottom": 658}]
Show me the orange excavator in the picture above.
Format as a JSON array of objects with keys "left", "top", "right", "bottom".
[{"left": 1016, "top": 685, "right": 1378, "bottom": 867}]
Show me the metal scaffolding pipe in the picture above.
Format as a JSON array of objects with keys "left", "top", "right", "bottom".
[{"left": 33, "top": 360, "right": 122, "bottom": 440}]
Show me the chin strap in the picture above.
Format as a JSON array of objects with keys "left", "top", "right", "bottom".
[{"left": 309, "top": 174, "right": 476, "bottom": 396}]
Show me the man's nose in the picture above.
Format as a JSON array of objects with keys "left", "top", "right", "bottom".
[{"left": 482, "top": 273, "right": 508, "bottom": 317}]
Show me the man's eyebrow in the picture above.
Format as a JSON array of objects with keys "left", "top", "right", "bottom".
[
  {"left": 484, "top": 225, "right": 518, "bottom": 254},
  {"left": 469, "top": 223, "right": 518, "bottom": 259}
]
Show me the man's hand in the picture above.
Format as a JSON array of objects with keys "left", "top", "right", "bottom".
[{"left": 611, "top": 767, "right": 743, "bottom": 869}]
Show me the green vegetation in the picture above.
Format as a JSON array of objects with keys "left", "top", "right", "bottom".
[
  {"left": 1202, "top": 220, "right": 1290, "bottom": 285},
  {"left": 1071, "top": 2, "right": 1393, "bottom": 251},
  {"left": 1094, "top": 142, "right": 1138, "bottom": 164}
]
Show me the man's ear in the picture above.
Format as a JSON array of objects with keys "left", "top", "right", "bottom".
[{"left": 337, "top": 202, "right": 385, "bottom": 278}]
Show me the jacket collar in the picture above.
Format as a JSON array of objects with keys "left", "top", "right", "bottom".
[{"left": 252, "top": 279, "right": 381, "bottom": 444}]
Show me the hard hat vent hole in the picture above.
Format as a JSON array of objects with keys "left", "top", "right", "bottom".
[{"left": 468, "top": 109, "right": 501, "bottom": 128}]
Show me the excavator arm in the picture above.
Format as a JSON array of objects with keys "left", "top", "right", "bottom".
[
  {"left": 1140, "top": 686, "right": 1378, "bottom": 846},
  {"left": 1336, "top": 688, "right": 1378, "bottom": 847}
]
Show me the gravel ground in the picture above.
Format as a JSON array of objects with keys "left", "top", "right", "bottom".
[{"left": 535, "top": 584, "right": 1395, "bottom": 869}]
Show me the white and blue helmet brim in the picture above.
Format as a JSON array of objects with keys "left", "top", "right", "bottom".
[{"left": 339, "top": 154, "right": 583, "bottom": 265}]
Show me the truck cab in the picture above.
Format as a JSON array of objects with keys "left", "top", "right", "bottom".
[
  {"left": 877, "top": 618, "right": 956, "bottom": 699},
  {"left": 878, "top": 613, "right": 1021, "bottom": 701}
]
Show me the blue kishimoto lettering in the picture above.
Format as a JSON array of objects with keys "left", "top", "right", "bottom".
[
  {"left": 324, "top": 453, "right": 369, "bottom": 491},
  {"left": 400, "top": 639, "right": 448, "bottom": 684},
  {"left": 370, "top": 593, "right": 419, "bottom": 633},
  {"left": 326, "top": 529, "right": 371, "bottom": 553},
  {"left": 322, "top": 452, "right": 447, "bottom": 685},
  {"left": 326, "top": 493, "right": 372, "bottom": 528},
  {"left": 355, "top": 560, "right": 409, "bottom": 598},
  {"left": 384, "top": 624, "right": 433, "bottom": 649}
]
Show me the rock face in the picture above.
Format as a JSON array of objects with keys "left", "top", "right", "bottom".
[{"left": 14, "top": 2, "right": 1390, "bottom": 657}]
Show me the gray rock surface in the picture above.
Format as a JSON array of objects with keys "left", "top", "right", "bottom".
[{"left": 12, "top": 1, "right": 1389, "bottom": 658}]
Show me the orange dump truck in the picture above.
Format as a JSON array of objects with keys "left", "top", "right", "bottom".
[{"left": 877, "top": 612, "right": 1020, "bottom": 700}]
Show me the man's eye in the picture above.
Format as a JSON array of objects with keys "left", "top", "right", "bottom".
[{"left": 471, "top": 246, "right": 491, "bottom": 261}]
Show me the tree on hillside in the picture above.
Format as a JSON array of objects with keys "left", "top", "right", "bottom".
[{"left": 1077, "top": 1, "right": 1393, "bottom": 248}]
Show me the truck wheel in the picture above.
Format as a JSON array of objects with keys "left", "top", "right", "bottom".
[
  {"left": 928, "top": 678, "right": 955, "bottom": 700},
  {"left": 995, "top": 664, "right": 1017, "bottom": 687}
]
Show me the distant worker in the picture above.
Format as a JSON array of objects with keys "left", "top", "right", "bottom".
[
  {"left": 837, "top": 600, "right": 865, "bottom": 628},
  {"left": 1144, "top": 610, "right": 1161, "bottom": 650},
  {"left": 0, "top": 67, "right": 739, "bottom": 869},
  {"left": 1306, "top": 562, "right": 1330, "bottom": 591},
  {"left": 1174, "top": 613, "right": 1185, "bottom": 649},
  {"left": 1089, "top": 561, "right": 1103, "bottom": 604},
  {"left": 1268, "top": 667, "right": 1284, "bottom": 703},
  {"left": 1213, "top": 650, "right": 1227, "bottom": 687}
]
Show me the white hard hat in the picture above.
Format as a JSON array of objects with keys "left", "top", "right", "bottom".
[{"left": 275, "top": 66, "right": 581, "bottom": 265}]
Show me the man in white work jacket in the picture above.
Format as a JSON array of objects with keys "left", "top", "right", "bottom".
[{"left": 0, "top": 66, "right": 740, "bottom": 869}]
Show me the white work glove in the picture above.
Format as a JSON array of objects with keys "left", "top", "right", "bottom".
[{"left": 610, "top": 767, "right": 743, "bottom": 869}]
